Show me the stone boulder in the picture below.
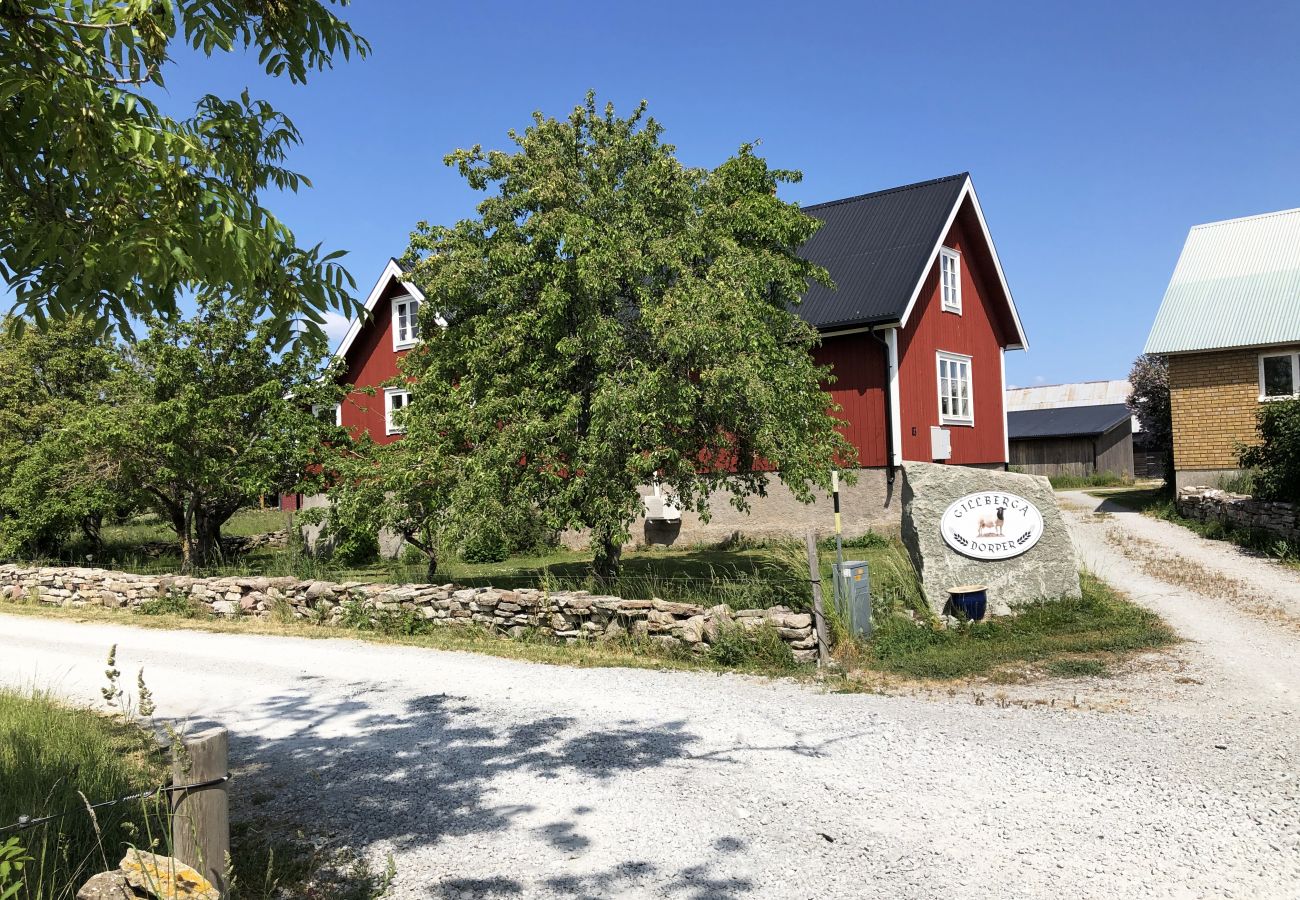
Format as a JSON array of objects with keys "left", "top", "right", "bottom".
[{"left": 901, "top": 462, "right": 1081, "bottom": 616}]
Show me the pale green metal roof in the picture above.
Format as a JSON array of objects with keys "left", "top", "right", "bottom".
[{"left": 1144, "top": 207, "right": 1300, "bottom": 355}]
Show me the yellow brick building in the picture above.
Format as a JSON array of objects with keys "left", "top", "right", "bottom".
[{"left": 1145, "top": 208, "right": 1300, "bottom": 489}]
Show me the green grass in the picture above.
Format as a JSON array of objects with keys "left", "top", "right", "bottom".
[
  {"left": 1047, "top": 471, "right": 1135, "bottom": 490},
  {"left": 862, "top": 572, "right": 1175, "bottom": 680},
  {"left": 0, "top": 688, "right": 168, "bottom": 900},
  {"left": 99, "top": 508, "right": 288, "bottom": 547}
]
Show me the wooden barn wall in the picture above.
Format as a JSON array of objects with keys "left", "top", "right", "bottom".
[
  {"left": 1094, "top": 421, "right": 1134, "bottom": 477},
  {"left": 1009, "top": 437, "right": 1095, "bottom": 476},
  {"left": 812, "top": 334, "right": 888, "bottom": 468},
  {"left": 897, "top": 204, "right": 1010, "bottom": 465}
]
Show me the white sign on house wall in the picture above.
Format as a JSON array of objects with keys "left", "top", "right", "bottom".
[{"left": 939, "top": 491, "right": 1045, "bottom": 560}]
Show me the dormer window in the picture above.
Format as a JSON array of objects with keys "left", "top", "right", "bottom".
[
  {"left": 940, "top": 247, "right": 962, "bottom": 314},
  {"left": 392, "top": 295, "right": 421, "bottom": 350}
]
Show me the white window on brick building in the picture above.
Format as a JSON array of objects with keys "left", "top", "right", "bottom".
[{"left": 1259, "top": 352, "right": 1299, "bottom": 400}]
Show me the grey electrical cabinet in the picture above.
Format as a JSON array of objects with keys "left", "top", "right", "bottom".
[{"left": 833, "top": 560, "right": 872, "bottom": 638}]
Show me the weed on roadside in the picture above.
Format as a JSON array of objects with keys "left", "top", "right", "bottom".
[{"left": 137, "top": 591, "right": 204, "bottom": 618}]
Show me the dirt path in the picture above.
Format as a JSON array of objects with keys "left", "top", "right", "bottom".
[
  {"left": 1058, "top": 489, "right": 1300, "bottom": 715},
  {"left": 2, "top": 609, "right": 1298, "bottom": 900}
]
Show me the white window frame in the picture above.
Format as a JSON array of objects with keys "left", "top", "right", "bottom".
[
  {"left": 391, "top": 294, "right": 421, "bottom": 350},
  {"left": 1258, "top": 351, "right": 1300, "bottom": 401},
  {"left": 311, "top": 402, "right": 343, "bottom": 427},
  {"left": 936, "top": 350, "right": 974, "bottom": 426},
  {"left": 384, "top": 387, "right": 411, "bottom": 435},
  {"left": 939, "top": 246, "right": 962, "bottom": 315}
]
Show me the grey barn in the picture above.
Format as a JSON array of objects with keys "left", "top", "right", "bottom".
[{"left": 1007, "top": 403, "right": 1134, "bottom": 478}]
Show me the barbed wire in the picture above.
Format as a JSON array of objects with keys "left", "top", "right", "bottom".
[{"left": 0, "top": 774, "right": 230, "bottom": 837}]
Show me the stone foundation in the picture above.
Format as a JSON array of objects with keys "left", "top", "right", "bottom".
[
  {"left": 1176, "top": 487, "right": 1300, "bottom": 542},
  {"left": 0, "top": 564, "right": 819, "bottom": 661}
]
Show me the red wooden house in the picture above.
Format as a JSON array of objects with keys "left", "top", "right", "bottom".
[{"left": 296, "top": 173, "right": 1027, "bottom": 532}]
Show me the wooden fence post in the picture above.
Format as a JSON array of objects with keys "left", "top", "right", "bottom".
[
  {"left": 171, "top": 727, "right": 230, "bottom": 893},
  {"left": 804, "top": 529, "right": 832, "bottom": 668}
]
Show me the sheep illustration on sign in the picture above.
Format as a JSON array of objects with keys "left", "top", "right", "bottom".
[{"left": 939, "top": 491, "right": 1045, "bottom": 560}]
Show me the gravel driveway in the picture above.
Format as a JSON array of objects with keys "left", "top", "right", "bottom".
[{"left": 2, "top": 502, "right": 1298, "bottom": 899}]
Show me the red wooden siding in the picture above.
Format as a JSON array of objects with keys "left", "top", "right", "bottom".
[
  {"left": 897, "top": 202, "right": 1010, "bottom": 465},
  {"left": 340, "top": 279, "right": 412, "bottom": 446},
  {"left": 814, "top": 334, "right": 888, "bottom": 467}
]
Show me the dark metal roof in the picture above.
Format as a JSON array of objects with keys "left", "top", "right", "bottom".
[
  {"left": 796, "top": 173, "right": 969, "bottom": 330},
  {"left": 1007, "top": 403, "right": 1133, "bottom": 440}
]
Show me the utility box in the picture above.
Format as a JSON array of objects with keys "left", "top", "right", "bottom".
[
  {"left": 833, "top": 560, "right": 872, "bottom": 638},
  {"left": 930, "top": 426, "right": 952, "bottom": 461}
]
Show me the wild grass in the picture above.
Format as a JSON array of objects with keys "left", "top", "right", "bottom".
[
  {"left": 1047, "top": 471, "right": 1135, "bottom": 490},
  {"left": 864, "top": 572, "right": 1174, "bottom": 680},
  {"left": 0, "top": 688, "right": 168, "bottom": 900},
  {"left": 1094, "top": 485, "right": 1300, "bottom": 569}
]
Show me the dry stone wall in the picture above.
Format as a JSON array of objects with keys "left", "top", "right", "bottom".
[
  {"left": 0, "top": 564, "right": 819, "bottom": 661},
  {"left": 1176, "top": 487, "right": 1300, "bottom": 542}
]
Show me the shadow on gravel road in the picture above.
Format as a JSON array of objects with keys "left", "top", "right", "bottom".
[{"left": 198, "top": 678, "right": 755, "bottom": 898}]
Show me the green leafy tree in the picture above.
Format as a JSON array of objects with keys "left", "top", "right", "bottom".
[
  {"left": 1238, "top": 398, "right": 1300, "bottom": 503},
  {"left": 79, "top": 296, "right": 347, "bottom": 569},
  {"left": 397, "top": 94, "right": 853, "bottom": 578},
  {"left": 0, "top": 1, "right": 367, "bottom": 342},
  {"left": 0, "top": 316, "right": 128, "bottom": 557},
  {"left": 1127, "top": 353, "right": 1173, "bottom": 483}
]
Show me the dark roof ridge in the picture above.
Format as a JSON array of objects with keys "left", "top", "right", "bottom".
[{"left": 801, "top": 172, "right": 969, "bottom": 212}]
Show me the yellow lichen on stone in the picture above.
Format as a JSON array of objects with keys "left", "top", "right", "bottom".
[{"left": 118, "top": 850, "right": 220, "bottom": 900}]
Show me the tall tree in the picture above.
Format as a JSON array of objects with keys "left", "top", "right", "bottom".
[
  {"left": 79, "top": 296, "right": 347, "bottom": 569},
  {"left": 1127, "top": 354, "right": 1173, "bottom": 483},
  {"left": 0, "top": 316, "right": 127, "bottom": 557},
  {"left": 0, "top": 1, "right": 368, "bottom": 342},
  {"left": 399, "top": 94, "right": 853, "bottom": 578}
]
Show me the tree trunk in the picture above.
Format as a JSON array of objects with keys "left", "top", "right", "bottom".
[
  {"left": 591, "top": 525, "right": 622, "bottom": 582},
  {"left": 80, "top": 512, "right": 103, "bottom": 552},
  {"left": 194, "top": 510, "right": 223, "bottom": 569}
]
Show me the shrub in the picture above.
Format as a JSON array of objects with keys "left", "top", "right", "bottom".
[
  {"left": 1238, "top": 397, "right": 1300, "bottom": 503},
  {"left": 136, "top": 591, "right": 203, "bottom": 618},
  {"left": 330, "top": 520, "right": 380, "bottom": 567},
  {"left": 708, "top": 623, "right": 800, "bottom": 671}
]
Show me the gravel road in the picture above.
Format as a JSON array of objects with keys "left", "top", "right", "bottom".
[{"left": 2, "top": 502, "right": 1299, "bottom": 899}]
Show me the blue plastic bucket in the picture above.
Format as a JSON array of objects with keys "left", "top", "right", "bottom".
[{"left": 948, "top": 585, "right": 988, "bottom": 621}]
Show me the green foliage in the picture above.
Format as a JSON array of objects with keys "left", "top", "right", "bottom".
[
  {"left": 708, "top": 623, "right": 801, "bottom": 671},
  {"left": 0, "top": 318, "right": 131, "bottom": 558},
  {"left": 1215, "top": 470, "right": 1257, "bottom": 495},
  {"left": 0, "top": 838, "right": 29, "bottom": 900},
  {"left": 137, "top": 591, "right": 204, "bottom": 618},
  {"left": 1127, "top": 354, "right": 1173, "bottom": 482},
  {"left": 0, "top": 688, "right": 168, "bottom": 899},
  {"left": 866, "top": 573, "right": 1174, "bottom": 679},
  {"left": 73, "top": 296, "right": 349, "bottom": 570},
  {"left": 1045, "top": 658, "right": 1110, "bottom": 678},
  {"left": 1238, "top": 397, "right": 1300, "bottom": 503},
  {"left": 0, "top": 1, "right": 367, "bottom": 342},
  {"left": 397, "top": 93, "right": 853, "bottom": 579},
  {"left": 329, "top": 522, "right": 380, "bottom": 567}
]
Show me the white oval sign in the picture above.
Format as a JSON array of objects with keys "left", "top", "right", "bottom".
[{"left": 940, "top": 491, "right": 1044, "bottom": 560}]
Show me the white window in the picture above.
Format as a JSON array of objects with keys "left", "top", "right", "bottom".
[
  {"left": 937, "top": 351, "right": 973, "bottom": 426},
  {"left": 940, "top": 247, "right": 962, "bottom": 314},
  {"left": 392, "top": 295, "right": 421, "bottom": 349},
  {"left": 311, "top": 403, "right": 343, "bottom": 427},
  {"left": 1259, "top": 351, "right": 1300, "bottom": 400},
  {"left": 385, "top": 388, "right": 411, "bottom": 435}
]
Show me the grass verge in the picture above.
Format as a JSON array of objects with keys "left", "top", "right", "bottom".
[
  {"left": 1047, "top": 472, "right": 1135, "bottom": 490},
  {"left": 862, "top": 572, "right": 1175, "bottom": 680},
  {"left": 1092, "top": 486, "right": 1300, "bottom": 569},
  {"left": 0, "top": 687, "right": 167, "bottom": 900}
]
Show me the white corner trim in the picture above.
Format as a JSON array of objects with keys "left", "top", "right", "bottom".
[
  {"left": 999, "top": 347, "right": 1009, "bottom": 463},
  {"left": 884, "top": 327, "right": 903, "bottom": 466},
  {"left": 334, "top": 258, "right": 427, "bottom": 363},
  {"left": 898, "top": 177, "right": 1029, "bottom": 350}
]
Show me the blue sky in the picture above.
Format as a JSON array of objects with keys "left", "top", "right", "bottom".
[{"left": 151, "top": 1, "right": 1299, "bottom": 386}]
